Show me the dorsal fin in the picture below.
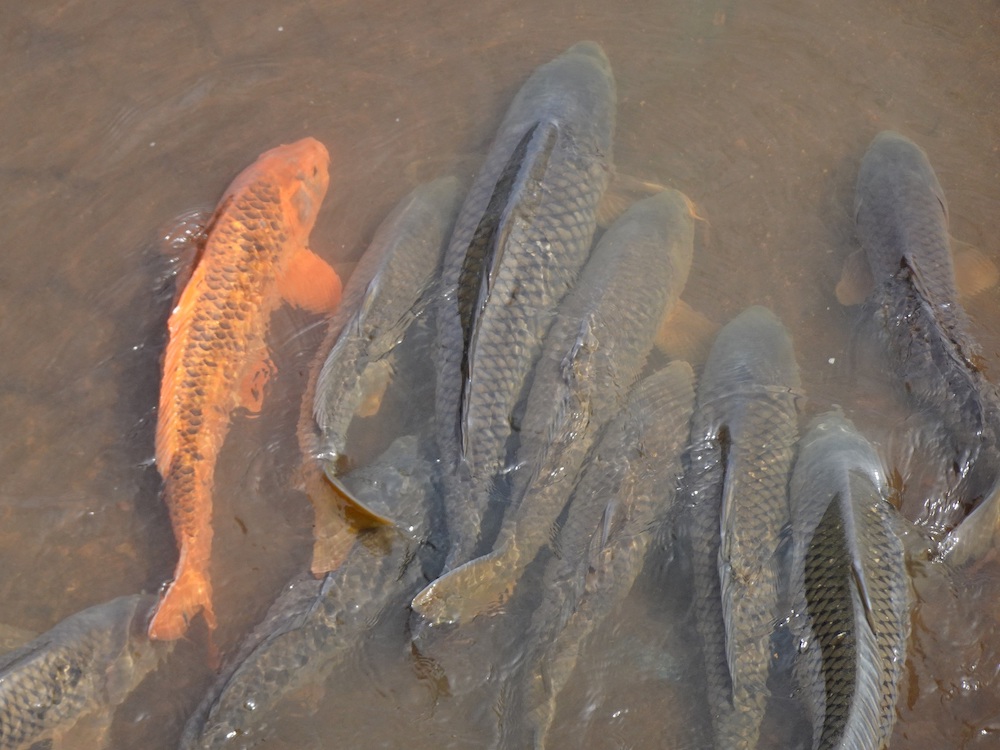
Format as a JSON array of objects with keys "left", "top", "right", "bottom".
[{"left": 457, "top": 121, "right": 558, "bottom": 460}]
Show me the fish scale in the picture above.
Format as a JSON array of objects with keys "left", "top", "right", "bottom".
[
  {"left": 1, "top": 653, "right": 89, "bottom": 748},
  {"left": 433, "top": 41, "right": 616, "bottom": 569},
  {"left": 152, "top": 138, "right": 341, "bottom": 640},
  {"left": 179, "top": 435, "right": 435, "bottom": 750},
  {"left": 303, "top": 177, "right": 461, "bottom": 518},
  {"left": 855, "top": 131, "right": 1000, "bottom": 530},
  {"left": 158, "top": 181, "right": 286, "bottom": 636},
  {"left": 683, "top": 306, "right": 800, "bottom": 750},
  {"left": 297, "top": 178, "right": 460, "bottom": 576},
  {"left": 789, "top": 413, "right": 910, "bottom": 750},
  {"left": 498, "top": 361, "right": 695, "bottom": 750},
  {"left": 413, "top": 188, "right": 694, "bottom": 626},
  {"left": 180, "top": 552, "right": 428, "bottom": 750},
  {"left": 0, "top": 596, "right": 165, "bottom": 750}
]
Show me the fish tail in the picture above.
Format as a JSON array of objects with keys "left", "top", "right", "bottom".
[
  {"left": 411, "top": 539, "right": 521, "bottom": 625},
  {"left": 148, "top": 565, "right": 216, "bottom": 641}
]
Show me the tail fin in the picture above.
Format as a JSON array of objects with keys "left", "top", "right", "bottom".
[
  {"left": 148, "top": 567, "right": 216, "bottom": 641},
  {"left": 411, "top": 540, "right": 521, "bottom": 626}
]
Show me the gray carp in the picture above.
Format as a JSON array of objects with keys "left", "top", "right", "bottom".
[
  {"left": 433, "top": 41, "right": 617, "bottom": 569},
  {"left": 683, "top": 306, "right": 801, "bottom": 750},
  {"left": 414, "top": 188, "right": 695, "bottom": 626},
  {"left": 501, "top": 361, "right": 695, "bottom": 749},
  {"left": 306, "top": 177, "right": 461, "bottom": 492},
  {"left": 788, "top": 411, "right": 910, "bottom": 750},
  {"left": 0, "top": 594, "right": 167, "bottom": 750},
  {"left": 298, "top": 177, "right": 460, "bottom": 574},
  {"left": 179, "top": 435, "right": 435, "bottom": 750},
  {"left": 854, "top": 130, "right": 1000, "bottom": 533}
]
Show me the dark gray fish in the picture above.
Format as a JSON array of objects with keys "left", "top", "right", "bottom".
[
  {"left": 433, "top": 41, "right": 617, "bottom": 568},
  {"left": 301, "top": 177, "right": 461, "bottom": 522},
  {"left": 179, "top": 435, "right": 434, "bottom": 750},
  {"left": 500, "top": 361, "right": 695, "bottom": 749},
  {"left": 414, "top": 189, "right": 694, "bottom": 626},
  {"left": 788, "top": 411, "right": 910, "bottom": 750},
  {"left": 298, "top": 178, "right": 458, "bottom": 575},
  {"left": 0, "top": 594, "right": 166, "bottom": 750},
  {"left": 683, "top": 306, "right": 801, "bottom": 750},
  {"left": 854, "top": 130, "right": 1000, "bottom": 532}
]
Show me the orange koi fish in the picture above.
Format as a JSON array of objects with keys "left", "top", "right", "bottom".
[{"left": 150, "top": 137, "right": 343, "bottom": 641}]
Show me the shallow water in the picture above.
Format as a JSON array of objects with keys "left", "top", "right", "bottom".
[{"left": 0, "top": 1, "right": 998, "bottom": 747}]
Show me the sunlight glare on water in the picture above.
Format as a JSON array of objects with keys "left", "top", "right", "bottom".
[{"left": 0, "top": 1, "right": 998, "bottom": 748}]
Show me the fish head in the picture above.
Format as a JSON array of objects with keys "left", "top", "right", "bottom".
[
  {"left": 283, "top": 137, "right": 331, "bottom": 232},
  {"left": 705, "top": 306, "right": 802, "bottom": 392},
  {"left": 855, "top": 130, "right": 948, "bottom": 223},
  {"left": 248, "top": 137, "right": 331, "bottom": 239}
]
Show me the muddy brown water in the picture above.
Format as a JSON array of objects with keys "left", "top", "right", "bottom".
[{"left": 1, "top": 1, "right": 998, "bottom": 748}]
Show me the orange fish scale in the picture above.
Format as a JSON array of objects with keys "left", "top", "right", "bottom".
[{"left": 150, "top": 137, "right": 335, "bottom": 641}]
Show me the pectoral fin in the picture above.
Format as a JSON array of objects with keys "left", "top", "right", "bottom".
[
  {"left": 279, "top": 246, "right": 343, "bottom": 314},
  {"left": 655, "top": 299, "right": 719, "bottom": 363},
  {"left": 305, "top": 472, "right": 358, "bottom": 576},
  {"left": 321, "top": 468, "right": 396, "bottom": 528},
  {"left": 237, "top": 345, "right": 275, "bottom": 414},
  {"left": 596, "top": 173, "right": 676, "bottom": 227},
  {"left": 837, "top": 240, "right": 997, "bottom": 306},
  {"left": 411, "top": 540, "right": 521, "bottom": 625},
  {"left": 356, "top": 359, "right": 393, "bottom": 418},
  {"left": 952, "top": 241, "right": 999, "bottom": 299},
  {"left": 836, "top": 249, "right": 874, "bottom": 306}
]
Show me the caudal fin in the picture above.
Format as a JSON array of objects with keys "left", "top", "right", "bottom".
[
  {"left": 411, "top": 541, "right": 521, "bottom": 626},
  {"left": 148, "top": 567, "right": 216, "bottom": 640}
]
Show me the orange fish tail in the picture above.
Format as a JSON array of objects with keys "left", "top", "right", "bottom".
[{"left": 148, "top": 564, "right": 216, "bottom": 640}]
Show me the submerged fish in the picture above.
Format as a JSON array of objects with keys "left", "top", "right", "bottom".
[
  {"left": 788, "top": 412, "right": 910, "bottom": 750},
  {"left": 501, "top": 361, "right": 695, "bottom": 749},
  {"left": 311, "top": 177, "right": 461, "bottom": 475},
  {"left": 152, "top": 138, "right": 343, "bottom": 640},
  {"left": 854, "top": 130, "right": 1000, "bottom": 532},
  {"left": 0, "top": 595, "right": 168, "bottom": 750},
  {"left": 301, "top": 176, "right": 461, "bottom": 543},
  {"left": 179, "top": 435, "right": 435, "bottom": 750},
  {"left": 683, "top": 306, "right": 801, "bottom": 750},
  {"left": 433, "top": 41, "right": 617, "bottom": 568},
  {"left": 413, "top": 188, "right": 695, "bottom": 626}
]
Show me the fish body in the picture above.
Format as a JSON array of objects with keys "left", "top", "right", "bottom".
[
  {"left": 152, "top": 138, "right": 342, "bottom": 640},
  {"left": 433, "top": 41, "right": 616, "bottom": 567},
  {"left": 179, "top": 435, "right": 434, "bottom": 750},
  {"left": 788, "top": 412, "right": 910, "bottom": 750},
  {"left": 503, "top": 361, "right": 695, "bottom": 749},
  {"left": 0, "top": 595, "right": 166, "bottom": 750},
  {"left": 308, "top": 177, "right": 462, "bottom": 483},
  {"left": 683, "top": 306, "right": 800, "bottom": 750},
  {"left": 854, "top": 131, "right": 1000, "bottom": 530},
  {"left": 413, "top": 189, "right": 695, "bottom": 626},
  {"left": 300, "top": 177, "right": 460, "bottom": 546}
]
